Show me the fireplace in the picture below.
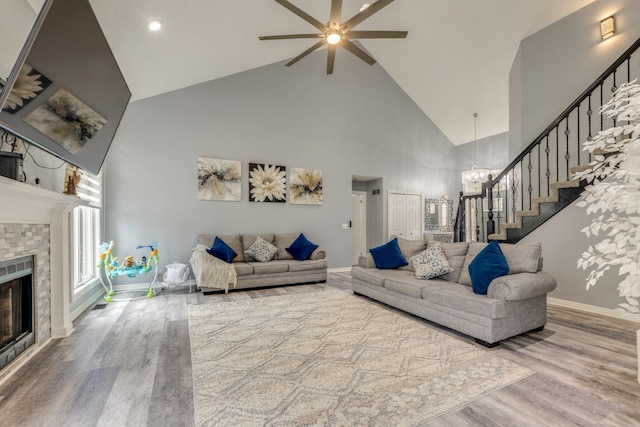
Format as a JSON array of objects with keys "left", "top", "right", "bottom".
[{"left": 0, "top": 255, "right": 35, "bottom": 370}]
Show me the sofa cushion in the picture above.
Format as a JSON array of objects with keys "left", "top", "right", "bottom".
[
  {"left": 410, "top": 245, "right": 454, "bottom": 280},
  {"left": 206, "top": 236, "right": 238, "bottom": 263},
  {"left": 286, "top": 233, "right": 319, "bottom": 261},
  {"left": 351, "top": 266, "right": 401, "bottom": 287},
  {"left": 273, "top": 233, "right": 298, "bottom": 260},
  {"left": 284, "top": 259, "right": 328, "bottom": 272},
  {"left": 391, "top": 236, "right": 427, "bottom": 271},
  {"left": 500, "top": 242, "right": 542, "bottom": 273},
  {"left": 468, "top": 240, "right": 510, "bottom": 295},
  {"left": 233, "top": 262, "right": 254, "bottom": 276},
  {"left": 242, "top": 234, "right": 275, "bottom": 261},
  {"left": 370, "top": 238, "right": 408, "bottom": 269},
  {"left": 436, "top": 242, "right": 469, "bottom": 283},
  {"left": 384, "top": 278, "right": 428, "bottom": 299},
  {"left": 459, "top": 242, "right": 541, "bottom": 286},
  {"left": 198, "top": 234, "right": 245, "bottom": 262},
  {"left": 421, "top": 283, "right": 506, "bottom": 319},
  {"left": 248, "top": 261, "right": 289, "bottom": 274},
  {"left": 244, "top": 236, "right": 278, "bottom": 262}
]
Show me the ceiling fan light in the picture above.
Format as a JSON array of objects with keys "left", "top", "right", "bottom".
[{"left": 327, "top": 33, "right": 341, "bottom": 45}]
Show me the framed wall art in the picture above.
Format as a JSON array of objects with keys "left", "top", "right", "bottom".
[
  {"left": 248, "top": 162, "right": 286, "bottom": 203},
  {"left": 197, "top": 157, "right": 241, "bottom": 201},
  {"left": 290, "top": 168, "right": 323, "bottom": 205}
]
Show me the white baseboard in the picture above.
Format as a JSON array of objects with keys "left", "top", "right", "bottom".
[
  {"left": 548, "top": 297, "right": 640, "bottom": 323},
  {"left": 70, "top": 285, "right": 106, "bottom": 321},
  {"left": 113, "top": 282, "right": 154, "bottom": 292},
  {"left": 328, "top": 267, "right": 352, "bottom": 273}
]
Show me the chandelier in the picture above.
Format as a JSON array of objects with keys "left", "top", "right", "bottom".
[{"left": 461, "top": 113, "right": 489, "bottom": 194}]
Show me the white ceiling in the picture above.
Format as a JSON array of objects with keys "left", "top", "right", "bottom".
[{"left": 5, "top": 0, "right": 595, "bottom": 145}]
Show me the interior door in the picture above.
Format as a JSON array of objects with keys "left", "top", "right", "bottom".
[
  {"left": 405, "top": 194, "right": 422, "bottom": 240},
  {"left": 388, "top": 192, "right": 406, "bottom": 238},
  {"left": 352, "top": 192, "right": 366, "bottom": 265}
]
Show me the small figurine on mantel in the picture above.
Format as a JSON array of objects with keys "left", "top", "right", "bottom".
[{"left": 63, "top": 164, "right": 82, "bottom": 196}]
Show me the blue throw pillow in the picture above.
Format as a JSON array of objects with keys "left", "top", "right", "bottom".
[
  {"left": 286, "top": 233, "right": 319, "bottom": 261},
  {"left": 468, "top": 240, "right": 510, "bottom": 295},
  {"left": 206, "top": 236, "right": 237, "bottom": 263},
  {"left": 370, "top": 238, "right": 408, "bottom": 270}
]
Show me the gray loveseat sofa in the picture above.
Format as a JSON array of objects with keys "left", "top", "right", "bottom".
[
  {"left": 351, "top": 238, "right": 557, "bottom": 346},
  {"left": 197, "top": 233, "right": 327, "bottom": 291}
]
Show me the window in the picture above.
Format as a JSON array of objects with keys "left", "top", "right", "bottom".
[
  {"left": 71, "top": 170, "right": 102, "bottom": 292},
  {"left": 72, "top": 206, "right": 100, "bottom": 289}
]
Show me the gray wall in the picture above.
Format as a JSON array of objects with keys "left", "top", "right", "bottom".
[
  {"left": 105, "top": 49, "right": 456, "bottom": 270},
  {"left": 510, "top": 0, "right": 640, "bottom": 155},
  {"left": 512, "top": 0, "right": 640, "bottom": 311},
  {"left": 521, "top": 202, "right": 623, "bottom": 309}
]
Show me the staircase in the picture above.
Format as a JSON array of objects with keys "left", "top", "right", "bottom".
[{"left": 455, "top": 36, "right": 640, "bottom": 244}]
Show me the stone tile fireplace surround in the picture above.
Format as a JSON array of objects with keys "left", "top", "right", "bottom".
[{"left": 0, "top": 176, "right": 85, "bottom": 383}]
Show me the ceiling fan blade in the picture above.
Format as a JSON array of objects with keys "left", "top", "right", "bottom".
[
  {"left": 341, "top": 0, "right": 395, "bottom": 31},
  {"left": 329, "top": 0, "right": 342, "bottom": 29},
  {"left": 285, "top": 40, "right": 326, "bottom": 67},
  {"left": 259, "top": 34, "right": 323, "bottom": 40},
  {"left": 347, "top": 30, "right": 407, "bottom": 39},
  {"left": 341, "top": 39, "right": 376, "bottom": 66},
  {"left": 274, "top": 0, "right": 327, "bottom": 32},
  {"left": 327, "top": 44, "right": 336, "bottom": 74}
]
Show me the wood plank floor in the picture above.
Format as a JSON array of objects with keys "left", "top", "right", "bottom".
[{"left": 0, "top": 272, "right": 639, "bottom": 426}]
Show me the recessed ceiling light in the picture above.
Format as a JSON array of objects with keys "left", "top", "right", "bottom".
[{"left": 147, "top": 20, "right": 162, "bottom": 32}]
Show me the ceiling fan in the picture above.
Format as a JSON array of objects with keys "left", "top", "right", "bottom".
[{"left": 259, "top": 0, "right": 408, "bottom": 74}]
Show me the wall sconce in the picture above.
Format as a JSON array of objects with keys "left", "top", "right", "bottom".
[{"left": 600, "top": 15, "right": 615, "bottom": 40}]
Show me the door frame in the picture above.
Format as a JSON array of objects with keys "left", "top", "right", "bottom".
[{"left": 352, "top": 191, "right": 367, "bottom": 265}]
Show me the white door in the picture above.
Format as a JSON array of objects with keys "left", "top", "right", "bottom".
[
  {"left": 406, "top": 194, "right": 422, "bottom": 240},
  {"left": 352, "top": 192, "right": 367, "bottom": 265},
  {"left": 388, "top": 191, "right": 423, "bottom": 240},
  {"left": 388, "top": 192, "right": 406, "bottom": 238}
]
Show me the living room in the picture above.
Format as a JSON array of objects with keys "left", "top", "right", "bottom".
[{"left": 1, "top": 0, "right": 640, "bottom": 425}]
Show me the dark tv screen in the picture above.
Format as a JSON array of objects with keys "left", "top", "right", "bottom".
[{"left": 0, "top": 0, "right": 130, "bottom": 175}]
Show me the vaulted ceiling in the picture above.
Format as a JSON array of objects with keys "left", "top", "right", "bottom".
[{"left": 3, "top": 0, "right": 595, "bottom": 145}]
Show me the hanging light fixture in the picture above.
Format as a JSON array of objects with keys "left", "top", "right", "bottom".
[{"left": 461, "top": 113, "right": 490, "bottom": 194}]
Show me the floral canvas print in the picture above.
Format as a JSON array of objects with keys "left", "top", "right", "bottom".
[
  {"left": 197, "top": 158, "right": 241, "bottom": 201},
  {"left": 23, "top": 88, "right": 106, "bottom": 154},
  {"left": 290, "top": 168, "right": 323, "bottom": 205},
  {"left": 249, "top": 163, "right": 286, "bottom": 203},
  {"left": 2, "top": 64, "right": 52, "bottom": 114}
]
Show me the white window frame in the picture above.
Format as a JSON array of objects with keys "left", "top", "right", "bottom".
[
  {"left": 71, "top": 205, "right": 101, "bottom": 294},
  {"left": 69, "top": 169, "right": 103, "bottom": 299}
]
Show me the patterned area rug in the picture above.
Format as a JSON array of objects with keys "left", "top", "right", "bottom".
[{"left": 188, "top": 290, "right": 532, "bottom": 426}]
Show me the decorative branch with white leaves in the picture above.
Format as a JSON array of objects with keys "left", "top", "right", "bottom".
[{"left": 574, "top": 80, "right": 640, "bottom": 317}]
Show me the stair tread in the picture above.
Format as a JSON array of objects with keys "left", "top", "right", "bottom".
[{"left": 486, "top": 179, "right": 583, "bottom": 241}]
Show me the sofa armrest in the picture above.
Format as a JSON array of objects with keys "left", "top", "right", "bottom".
[
  {"left": 487, "top": 271, "right": 557, "bottom": 301},
  {"left": 309, "top": 248, "right": 326, "bottom": 260},
  {"left": 358, "top": 253, "right": 376, "bottom": 268}
]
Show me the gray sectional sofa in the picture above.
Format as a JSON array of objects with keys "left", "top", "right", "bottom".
[
  {"left": 351, "top": 238, "right": 557, "bottom": 346},
  {"left": 197, "top": 233, "right": 327, "bottom": 291}
]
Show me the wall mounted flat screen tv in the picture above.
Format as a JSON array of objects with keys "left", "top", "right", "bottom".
[{"left": 0, "top": 0, "right": 130, "bottom": 175}]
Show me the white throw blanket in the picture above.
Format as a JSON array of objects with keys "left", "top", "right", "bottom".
[{"left": 189, "top": 244, "right": 237, "bottom": 293}]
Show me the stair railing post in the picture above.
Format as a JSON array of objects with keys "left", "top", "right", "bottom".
[
  {"left": 486, "top": 175, "right": 495, "bottom": 238},
  {"left": 454, "top": 191, "right": 465, "bottom": 242}
]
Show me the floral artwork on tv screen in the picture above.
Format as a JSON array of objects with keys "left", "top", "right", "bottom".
[
  {"left": 197, "top": 157, "right": 242, "bottom": 201},
  {"left": 23, "top": 88, "right": 107, "bottom": 154},
  {"left": 290, "top": 167, "right": 323, "bottom": 205},
  {"left": 2, "top": 64, "right": 52, "bottom": 114},
  {"left": 249, "top": 163, "right": 286, "bottom": 203}
]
